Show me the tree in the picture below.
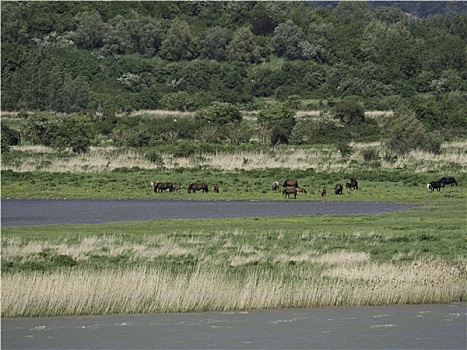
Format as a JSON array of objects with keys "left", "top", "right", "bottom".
[
  {"left": 200, "top": 26, "right": 230, "bottom": 61},
  {"left": 121, "top": 15, "right": 163, "bottom": 56},
  {"left": 384, "top": 108, "right": 441, "bottom": 155},
  {"left": 252, "top": 16, "right": 276, "bottom": 36},
  {"left": 195, "top": 102, "right": 242, "bottom": 125},
  {"left": 160, "top": 18, "right": 196, "bottom": 61},
  {"left": 257, "top": 105, "right": 296, "bottom": 145},
  {"left": 332, "top": 100, "right": 365, "bottom": 125},
  {"left": 69, "top": 11, "right": 110, "bottom": 49},
  {"left": 272, "top": 20, "right": 303, "bottom": 60},
  {"left": 227, "top": 27, "right": 261, "bottom": 63},
  {"left": 55, "top": 76, "right": 92, "bottom": 113}
]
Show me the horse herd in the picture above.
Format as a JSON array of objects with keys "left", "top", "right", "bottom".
[
  {"left": 151, "top": 176, "right": 458, "bottom": 197},
  {"left": 275, "top": 178, "right": 359, "bottom": 199},
  {"left": 426, "top": 177, "right": 458, "bottom": 191},
  {"left": 150, "top": 181, "right": 219, "bottom": 193}
]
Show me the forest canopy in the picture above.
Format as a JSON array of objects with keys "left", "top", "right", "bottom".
[{"left": 1, "top": 1, "right": 466, "bottom": 150}]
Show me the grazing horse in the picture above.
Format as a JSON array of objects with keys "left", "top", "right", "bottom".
[
  {"left": 214, "top": 185, "right": 220, "bottom": 193},
  {"left": 282, "top": 187, "right": 298, "bottom": 199},
  {"left": 346, "top": 178, "right": 359, "bottom": 190},
  {"left": 427, "top": 181, "right": 442, "bottom": 191},
  {"left": 151, "top": 181, "right": 174, "bottom": 192},
  {"left": 283, "top": 179, "right": 299, "bottom": 188},
  {"left": 188, "top": 182, "right": 209, "bottom": 193},
  {"left": 321, "top": 188, "right": 327, "bottom": 197},
  {"left": 272, "top": 181, "right": 280, "bottom": 191},
  {"left": 439, "top": 177, "right": 458, "bottom": 187},
  {"left": 335, "top": 183, "right": 343, "bottom": 195},
  {"left": 297, "top": 187, "right": 307, "bottom": 194}
]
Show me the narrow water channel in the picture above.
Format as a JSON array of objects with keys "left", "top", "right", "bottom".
[{"left": 2, "top": 303, "right": 465, "bottom": 349}]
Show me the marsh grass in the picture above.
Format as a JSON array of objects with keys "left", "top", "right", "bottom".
[
  {"left": 3, "top": 141, "right": 467, "bottom": 173},
  {"left": 2, "top": 198, "right": 466, "bottom": 318}
]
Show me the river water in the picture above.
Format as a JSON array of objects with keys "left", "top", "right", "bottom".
[
  {"left": 1, "top": 199, "right": 411, "bottom": 226},
  {"left": 2, "top": 303, "right": 465, "bottom": 349}
]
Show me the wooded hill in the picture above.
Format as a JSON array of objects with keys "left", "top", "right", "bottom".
[{"left": 1, "top": 1, "right": 466, "bottom": 151}]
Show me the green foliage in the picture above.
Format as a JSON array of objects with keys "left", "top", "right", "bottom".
[
  {"left": 257, "top": 105, "right": 296, "bottom": 146},
  {"left": 22, "top": 114, "right": 93, "bottom": 153},
  {"left": 332, "top": 99, "right": 365, "bottom": 125},
  {"left": 336, "top": 141, "right": 354, "bottom": 159},
  {"left": 195, "top": 102, "right": 242, "bottom": 125},
  {"left": 0, "top": 1, "right": 466, "bottom": 142},
  {"left": 384, "top": 108, "right": 442, "bottom": 155},
  {"left": 159, "top": 18, "right": 196, "bottom": 61},
  {"left": 227, "top": 27, "right": 261, "bottom": 63}
]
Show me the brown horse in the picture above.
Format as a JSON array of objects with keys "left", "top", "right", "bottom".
[
  {"left": 283, "top": 179, "right": 299, "bottom": 188},
  {"left": 297, "top": 187, "right": 307, "bottom": 194},
  {"left": 188, "top": 182, "right": 209, "bottom": 193},
  {"left": 335, "top": 183, "right": 343, "bottom": 195},
  {"left": 321, "top": 188, "right": 327, "bottom": 196},
  {"left": 214, "top": 185, "right": 219, "bottom": 193},
  {"left": 282, "top": 187, "right": 298, "bottom": 199},
  {"left": 151, "top": 181, "right": 174, "bottom": 193}
]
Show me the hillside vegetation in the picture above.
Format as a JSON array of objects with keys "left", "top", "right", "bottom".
[{"left": 1, "top": 2, "right": 466, "bottom": 150}]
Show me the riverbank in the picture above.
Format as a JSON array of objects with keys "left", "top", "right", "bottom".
[{"left": 2, "top": 195, "right": 466, "bottom": 318}]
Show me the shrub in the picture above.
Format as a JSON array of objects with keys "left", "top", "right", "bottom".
[{"left": 361, "top": 148, "right": 380, "bottom": 163}]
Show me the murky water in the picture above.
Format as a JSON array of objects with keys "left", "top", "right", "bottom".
[
  {"left": 2, "top": 304, "right": 465, "bottom": 349},
  {"left": 1, "top": 199, "right": 411, "bottom": 226}
]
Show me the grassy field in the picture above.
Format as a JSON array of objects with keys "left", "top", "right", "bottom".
[{"left": 1, "top": 142, "right": 466, "bottom": 318}]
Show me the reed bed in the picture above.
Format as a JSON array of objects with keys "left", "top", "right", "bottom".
[
  {"left": 3, "top": 141, "right": 467, "bottom": 173},
  {"left": 2, "top": 226, "right": 466, "bottom": 318},
  {"left": 2, "top": 259, "right": 465, "bottom": 318}
]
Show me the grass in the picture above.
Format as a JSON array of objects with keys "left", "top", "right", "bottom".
[
  {"left": 1, "top": 141, "right": 466, "bottom": 318},
  {"left": 2, "top": 141, "right": 466, "bottom": 173},
  {"left": 2, "top": 196, "right": 466, "bottom": 318}
]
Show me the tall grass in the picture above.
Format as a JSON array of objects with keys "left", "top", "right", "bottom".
[
  {"left": 2, "top": 258, "right": 464, "bottom": 318},
  {"left": 3, "top": 141, "right": 467, "bottom": 173}
]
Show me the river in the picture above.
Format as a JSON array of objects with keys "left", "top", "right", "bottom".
[
  {"left": 1, "top": 199, "right": 411, "bottom": 226},
  {"left": 2, "top": 303, "right": 465, "bottom": 349}
]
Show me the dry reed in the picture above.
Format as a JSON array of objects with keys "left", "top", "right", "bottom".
[
  {"left": 4, "top": 141, "right": 467, "bottom": 173},
  {"left": 3, "top": 258, "right": 465, "bottom": 318}
]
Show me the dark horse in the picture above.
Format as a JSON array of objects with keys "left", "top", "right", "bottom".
[
  {"left": 188, "top": 182, "right": 209, "bottom": 193},
  {"left": 335, "top": 183, "right": 343, "bottom": 195},
  {"left": 346, "top": 178, "right": 359, "bottom": 190},
  {"left": 272, "top": 181, "right": 280, "bottom": 191},
  {"left": 282, "top": 187, "right": 298, "bottom": 199},
  {"left": 151, "top": 181, "right": 174, "bottom": 193},
  {"left": 439, "top": 177, "right": 458, "bottom": 187},
  {"left": 427, "top": 181, "right": 442, "bottom": 191},
  {"left": 283, "top": 179, "right": 299, "bottom": 188}
]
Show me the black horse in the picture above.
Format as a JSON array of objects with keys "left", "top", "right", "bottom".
[
  {"left": 346, "top": 178, "right": 359, "bottom": 190},
  {"left": 439, "top": 177, "right": 458, "bottom": 187},
  {"left": 282, "top": 187, "right": 298, "bottom": 199},
  {"left": 283, "top": 179, "right": 299, "bottom": 188},
  {"left": 188, "top": 182, "right": 209, "bottom": 193},
  {"left": 427, "top": 181, "right": 442, "bottom": 191},
  {"left": 335, "top": 183, "right": 343, "bottom": 195}
]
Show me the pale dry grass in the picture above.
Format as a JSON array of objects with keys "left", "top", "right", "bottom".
[
  {"left": 2, "top": 257, "right": 465, "bottom": 317},
  {"left": 3, "top": 230, "right": 466, "bottom": 317},
  {"left": 3, "top": 141, "right": 467, "bottom": 173}
]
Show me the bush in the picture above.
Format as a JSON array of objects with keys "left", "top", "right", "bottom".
[{"left": 361, "top": 148, "right": 380, "bottom": 163}]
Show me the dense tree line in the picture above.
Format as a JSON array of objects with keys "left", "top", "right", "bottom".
[{"left": 1, "top": 1, "right": 466, "bottom": 152}]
